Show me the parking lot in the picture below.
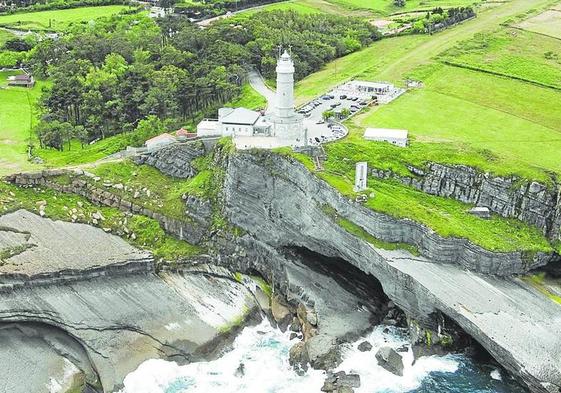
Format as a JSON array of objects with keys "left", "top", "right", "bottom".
[{"left": 300, "top": 92, "right": 372, "bottom": 146}]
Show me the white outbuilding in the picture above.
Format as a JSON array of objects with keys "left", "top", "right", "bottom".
[{"left": 363, "top": 128, "right": 408, "bottom": 147}]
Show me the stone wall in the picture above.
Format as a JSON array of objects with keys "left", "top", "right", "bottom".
[
  {"left": 6, "top": 169, "right": 211, "bottom": 244},
  {"left": 372, "top": 163, "right": 561, "bottom": 241}
]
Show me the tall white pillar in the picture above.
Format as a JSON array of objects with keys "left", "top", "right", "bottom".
[{"left": 275, "top": 50, "right": 295, "bottom": 119}]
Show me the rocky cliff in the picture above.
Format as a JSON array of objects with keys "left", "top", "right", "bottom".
[
  {"left": 372, "top": 163, "right": 561, "bottom": 241},
  {"left": 0, "top": 210, "right": 262, "bottom": 393},
  {"left": 222, "top": 151, "right": 561, "bottom": 393}
]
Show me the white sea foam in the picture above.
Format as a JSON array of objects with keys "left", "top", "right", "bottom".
[
  {"left": 491, "top": 368, "right": 503, "bottom": 381},
  {"left": 118, "top": 322, "right": 461, "bottom": 393},
  {"left": 336, "top": 325, "right": 459, "bottom": 393}
]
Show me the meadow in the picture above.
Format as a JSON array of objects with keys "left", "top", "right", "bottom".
[
  {"left": 0, "top": 70, "right": 47, "bottom": 175},
  {"left": 282, "top": 0, "right": 560, "bottom": 253},
  {"left": 251, "top": 0, "right": 485, "bottom": 16},
  {"left": 439, "top": 28, "right": 561, "bottom": 89},
  {"left": 0, "top": 28, "right": 14, "bottom": 46},
  {"left": 515, "top": 8, "right": 561, "bottom": 40},
  {"left": 0, "top": 5, "right": 133, "bottom": 31}
]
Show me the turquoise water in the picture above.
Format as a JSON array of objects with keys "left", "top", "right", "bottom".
[{"left": 119, "top": 321, "right": 525, "bottom": 393}]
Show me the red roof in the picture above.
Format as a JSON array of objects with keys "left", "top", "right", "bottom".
[
  {"left": 175, "top": 127, "right": 191, "bottom": 136},
  {"left": 145, "top": 133, "right": 176, "bottom": 144}
]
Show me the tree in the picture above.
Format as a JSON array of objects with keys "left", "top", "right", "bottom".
[
  {"left": 394, "top": 0, "right": 406, "bottom": 6},
  {"left": 35, "top": 120, "right": 73, "bottom": 151},
  {"left": 322, "top": 110, "right": 335, "bottom": 121},
  {"left": 340, "top": 108, "right": 351, "bottom": 118}
]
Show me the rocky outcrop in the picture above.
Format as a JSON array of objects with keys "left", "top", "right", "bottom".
[
  {"left": 222, "top": 151, "right": 561, "bottom": 393},
  {"left": 0, "top": 211, "right": 262, "bottom": 393},
  {"left": 372, "top": 163, "right": 561, "bottom": 241},
  {"left": 375, "top": 347, "right": 404, "bottom": 376},
  {"left": 133, "top": 141, "right": 206, "bottom": 178},
  {"left": 225, "top": 151, "right": 553, "bottom": 275},
  {"left": 6, "top": 170, "right": 211, "bottom": 244}
]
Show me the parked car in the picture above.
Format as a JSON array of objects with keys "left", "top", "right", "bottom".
[{"left": 339, "top": 94, "right": 347, "bottom": 99}]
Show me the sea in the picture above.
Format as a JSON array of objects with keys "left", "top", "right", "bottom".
[{"left": 118, "top": 320, "right": 526, "bottom": 393}]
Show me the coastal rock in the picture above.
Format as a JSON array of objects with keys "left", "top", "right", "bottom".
[
  {"left": 357, "top": 341, "right": 373, "bottom": 352},
  {"left": 222, "top": 151, "right": 561, "bottom": 393},
  {"left": 375, "top": 346, "right": 404, "bottom": 376},
  {"left": 133, "top": 141, "right": 206, "bottom": 179}
]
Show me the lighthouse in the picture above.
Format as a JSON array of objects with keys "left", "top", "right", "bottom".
[{"left": 275, "top": 50, "right": 296, "bottom": 119}]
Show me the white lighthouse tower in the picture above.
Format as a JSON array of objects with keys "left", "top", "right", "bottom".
[
  {"left": 268, "top": 49, "right": 305, "bottom": 144},
  {"left": 275, "top": 50, "right": 296, "bottom": 118}
]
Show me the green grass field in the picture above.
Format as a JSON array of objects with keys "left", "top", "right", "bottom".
[
  {"left": 225, "top": 84, "right": 267, "bottom": 110},
  {"left": 294, "top": 34, "right": 429, "bottom": 105},
  {"left": 0, "top": 28, "right": 15, "bottom": 47},
  {"left": 0, "top": 70, "right": 47, "bottom": 175},
  {"left": 282, "top": 0, "right": 561, "bottom": 253},
  {"left": 0, "top": 5, "right": 132, "bottom": 31},
  {"left": 245, "top": 0, "right": 483, "bottom": 17},
  {"left": 440, "top": 28, "right": 561, "bottom": 89},
  {"left": 515, "top": 8, "right": 561, "bottom": 39}
]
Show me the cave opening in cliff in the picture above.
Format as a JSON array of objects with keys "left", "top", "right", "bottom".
[
  {"left": 0, "top": 321, "right": 102, "bottom": 393},
  {"left": 282, "top": 246, "right": 393, "bottom": 325}
]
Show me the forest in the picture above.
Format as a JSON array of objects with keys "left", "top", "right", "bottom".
[{"left": 29, "top": 11, "right": 380, "bottom": 150}]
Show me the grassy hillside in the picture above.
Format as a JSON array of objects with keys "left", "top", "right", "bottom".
[
  {"left": 282, "top": 0, "right": 561, "bottom": 253},
  {"left": 248, "top": 0, "right": 484, "bottom": 16},
  {"left": 0, "top": 5, "right": 133, "bottom": 31},
  {"left": 0, "top": 70, "right": 47, "bottom": 176},
  {"left": 439, "top": 28, "right": 561, "bottom": 89},
  {"left": 0, "top": 28, "right": 15, "bottom": 46}
]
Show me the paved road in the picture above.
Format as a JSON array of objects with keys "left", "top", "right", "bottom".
[{"left": 248, "top": 70, "right": 276, "bottom": 114}]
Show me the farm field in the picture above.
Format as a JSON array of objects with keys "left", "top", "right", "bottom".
[
  {"left": 0, "top": 5, "right": 133, "bottom": 31},
  {"left": 439, "top": 28, "right": 561, "bottom": 89},
  {"left": 515, "top": 8, "right": 561, "bottom": 39},
  {"left": 0, "top": 71, "right": 46, "bottom": 175}
]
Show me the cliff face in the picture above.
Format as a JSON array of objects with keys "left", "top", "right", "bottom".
[
  {"left": 0, "top": 211, "right": 261, "bottom": 393},
  {"left": 372, "top": 163, "right": 561, "bottom": 241},
  {"left": 223, "top": 151, "right": 561, "bottom": 393}
]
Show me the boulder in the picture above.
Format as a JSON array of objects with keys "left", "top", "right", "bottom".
[
  {"left": 375, "top": 346, "right": 404, "bottom": 376},
  {"left": 271, "top": 295, "right": 292, "bottom": 332},
  {"left": 357, "top": 341, "right": 372, "bottom": 352}
]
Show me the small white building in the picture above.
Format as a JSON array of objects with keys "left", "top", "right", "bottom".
[
  {"left": 145, "top": 133, "right": 176, "bottom": 151},
  {"left": 364, "top": 128, "right": 408, "bottom": 147},
  {"left": 354, "top": 162, "right": 368, "bottom": 192}
]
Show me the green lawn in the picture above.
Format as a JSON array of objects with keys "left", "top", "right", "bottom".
[
  {"left": 439, "top": 28, "right": 561, "bottom": 89},
  {"left": 0, "top": 5, "right": 133, "bottom": 31},
  {"left": 282, "top": 0, "right": 560, "bottom": 253},
  {"left": 225, "top": 83, "right": 267, "bottom": 110},
  {"left": 0, "top": 28, "right": 15, "bottom": 47},
  {"left": 325, "top": 0, "right": 483, "bottom": 15},
  {"left": 0, "top": 70, "right": 48, "bottom": 176},
  {"left": 357, "top": 64, "right": 561, "bottom": 180}
]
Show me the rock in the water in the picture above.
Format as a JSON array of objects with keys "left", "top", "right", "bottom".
[
  {"left": 357, "top": 341, "right": 373, "bottom": 352},
  {"left": 375, "top": 346, "right": 404, "bottom": 376},
  {"left": 271, "top": 295, "right": 292, "bottom": 332},
  {"left": 234, "top": 362, "right": 245, "bottom": 378},
  {"left": 321, "top": 371, "right": 360, "bottom": 393}
]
